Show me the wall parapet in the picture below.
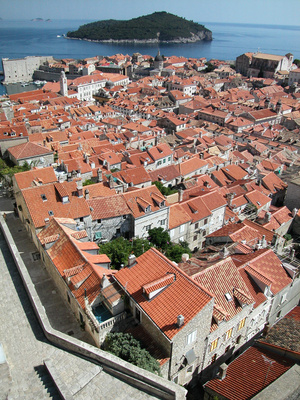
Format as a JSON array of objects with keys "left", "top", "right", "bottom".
[{"left": 0, "top": 214, "right": 186, "bottom": 400}]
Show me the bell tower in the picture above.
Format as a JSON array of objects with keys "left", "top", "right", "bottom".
[{"left": 60, "top": 71, "right": 68, "bottom": 97}]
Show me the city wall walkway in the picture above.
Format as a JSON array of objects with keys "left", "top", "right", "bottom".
[{"left": 0, "top": 190, "right": 186, "bottom": 400}]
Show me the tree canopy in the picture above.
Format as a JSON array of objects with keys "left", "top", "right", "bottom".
[
  {"left": 67, "top": 12, "right": 212, "bottom": 42},
  {"left": 104, "top": 332, "right": 160, "bottom": 374},
  {"left": 99, "top": 229, "right": 191, "bottom": 268},
  {"left": 153, "top": 181, "right": 177, "bottom": 196},
  {"left": 99, "top": 237, "right": 151, "bottom": 269}
]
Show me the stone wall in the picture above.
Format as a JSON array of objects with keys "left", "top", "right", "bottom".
[
  {"left": 2, "top": 56, "right": 54, "bottom": 84},
  {"left": 0, "top": 214, "right": 187, "bottom": 400}
]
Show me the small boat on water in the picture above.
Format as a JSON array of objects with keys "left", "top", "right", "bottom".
[
  {"left": 57, "top": 35, "right": 61, "bottom": 38},
  {"left": 21, "top": 82, "right": 29, "bottom": 87}
]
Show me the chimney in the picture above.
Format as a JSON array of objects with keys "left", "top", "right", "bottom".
[
  {"left": 264, "top": 98, "right": 271, "bottom": 109},
  {"left": 101, "top": 274, "right": 110, "bottom": 289},
  {"left": 265, "top": 212, "right": 271, "bottom": 222},
  {"left": 77, "top": 180, "right": 83, "bottom": 198},
  {"left": 219, "top": 363, "right": 228, "bottom": 380},
  {"left": 181, "top": 253, "right": 189, "bottom": 263},
  {"left": 85, "top": 188, "right": 89, "bottom": 200},
  {"left": 179, "top": 188, "right": 184, "bottom": 202},
  {"left": 128, "top": 254, "right": 136, "bottom": 268},
  {"left": 221, "top": 246, "right": 230, "bottom": 259},
  {"left": 290, "top": 248, "right": 295, "bottom": 260},
  {"left": 97, "top": 168, "right": 103, "bottom": 182},
  {"left": 227, "top": 192, "right": 235, "bottom": 207},
  {"left": 177, "top": 315, "right": 184, "bottom": 328}
]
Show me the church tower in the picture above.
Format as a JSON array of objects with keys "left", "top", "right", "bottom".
[
  {"left": 154, "top": 50, "right": 164, "bottom": 71},
  {"left": 60, "top": 71, "right": 68, "bottom": 97}
]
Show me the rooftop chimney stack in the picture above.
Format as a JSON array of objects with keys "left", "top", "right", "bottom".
[
  {"left": 177, "top": 315, "right": 184, "bottom": 328},
  {"left": 128, "top": 254, "right": 136, "bottom": 268},
  {"left": 219, "top": 363, "right": 228, "bottom": 380}
]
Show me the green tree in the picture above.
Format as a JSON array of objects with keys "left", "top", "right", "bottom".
[
  {"left": 99, "top": 237, "right": 132, "bottom": 269},
  {"left": 104, "top": 332, "right": 160, "bottom": 374},
  {"left": 148, "top": 227, "right": 170, "bottom": 251},
  {"left": 165, "top": 241, "right": 191, "bottom": 263},
  {"left": 99, "top": 237, "right": 151, "bottom": 269},
  {"left": 205, "top": 62, "right": 216, "bottom": 73},
  {"left": 153, "top": 181, "right": 177, "bottom": 196},
  {"left": 132, "top": 238, "right": 152, "bottom": 257}
]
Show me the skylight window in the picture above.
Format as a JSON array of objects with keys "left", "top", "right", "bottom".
[
  {"left": 48, "top": 210, "right": 54, "bottom": 216},
  {"left": 225, "top": 292, "right": 233, "bottom": 302},
  {"left": 41, "top": 194, "right": 47, "bottom": 201}
]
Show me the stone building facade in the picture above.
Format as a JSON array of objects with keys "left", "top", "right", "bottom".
[{"left": 2, "top": 55, "right": 54, "bottom": 84}]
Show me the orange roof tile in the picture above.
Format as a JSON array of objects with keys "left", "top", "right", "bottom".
[
  {"left": 205, "top": 345, "right": 294, "bottom": 400},
  {"left": 114, "top": 248, "right": 212, "bottom": 340}
]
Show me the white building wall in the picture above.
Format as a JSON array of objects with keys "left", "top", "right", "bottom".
[{"left": 134, "top": 207, "right": 169, "bottom": 238}]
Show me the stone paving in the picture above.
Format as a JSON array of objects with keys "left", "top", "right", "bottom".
[{"left": 0, "top": 191, "right": 160, "bottom": 399}]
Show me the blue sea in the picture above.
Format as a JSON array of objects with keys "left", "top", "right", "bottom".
[{"left": 0, "top": 19, "right": 300, "bottom": 94}]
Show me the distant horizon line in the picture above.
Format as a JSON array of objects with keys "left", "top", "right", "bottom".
[{"left": 0, "top": 18, "right": 299, "bottom": 28}]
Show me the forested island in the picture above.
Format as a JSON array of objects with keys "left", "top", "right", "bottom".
[{"left": 66, "top": 12, "right": 212, "bottom": 43}]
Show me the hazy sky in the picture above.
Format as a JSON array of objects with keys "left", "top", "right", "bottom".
[{"left": 1, "top": 0, "right": 300, "bottom": 26}]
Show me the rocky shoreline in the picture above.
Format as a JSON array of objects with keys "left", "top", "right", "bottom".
[{"left": 66, "top": 31, "right": 212, "bottom": 44}]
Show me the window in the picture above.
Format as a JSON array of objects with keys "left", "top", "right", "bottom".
[
  {"left": 160, "top": 219, "right": 166, "bottom": 226},
  {"left": 238, "top": 317, "right": 246, "bottom": 330},
  {"left": 280, "top": 293, "right": 287, "bottom": 304},
  {"left": 187, "top": 365, "right": 193, "bottom": 373},
  {"left": 94, "top": 231, "right": 102, "bottom": 240},
  {"left": 225, "top": 328, "right": 233, "bottom": 340},
  {"left": 225, "top": 346, "right": 230, "bottom": 353},
  {"left": 225, "top": 293, "right": 233, "bottom": 302},
  {"left": 276, "top": 311, "right": 281, "bottom": 320},
  {"left": 186, "top": 330, "right": 197, "bottom": 345},
  {"left": 97, "top": 219, "right": 102, "bottom": 223},
  {"left": 195, "top": 222, "right": 199, "bottom": 230},
  {"left": 193, "top": 235, "right": 197, "bottom": 241},
  {"left": 145, "top": 224, "right": 151, "bottom": 232},
  {"left": 180, "top": 225, "right": 185, "bottom": 233},
  {"left": 236, "top": 335, "right": 241, "bottom": 344},
  {"left": 204, "top": 218, "right": 208, "bottom": 225},
  {"left": 211, "top": 354, "right": 217, "bottom": 364},
  {"left": 210, "top": 338, "right": 218, "bottom": 352}
]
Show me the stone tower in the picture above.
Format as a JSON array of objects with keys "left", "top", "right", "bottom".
[
  {"left": 60, "top": 71, "right": 68, "bottom": 97},
  {"left": 154, "top": 50, "right": 164, "bottom": 71}
]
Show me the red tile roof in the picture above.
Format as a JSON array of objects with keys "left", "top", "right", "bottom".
[
  {"left": 114, "top": 248, "right": 213, "bottom": 339},
  {"left": 205, "top": 345, "right": 294, "bottom": 400},
  {"left": 37, "top": 218, "right": 111, "bottom": 308},
  {"left": 13, "top": 167, "right": 57, "bottom": 190},
  {"left": 193, "top": 257, "right": 254, "bottom": 323},
  {"left": 87, "top": 195, "right": 131, "bottom": 220},
  {"left": 8, "top": 142, "right": 53, "bottom": 160},
  {"left": 21, "top": 181, "right": 90, "bottom": 228}
]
